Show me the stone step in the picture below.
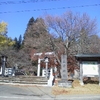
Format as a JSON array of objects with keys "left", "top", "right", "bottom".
[
  {"left": 0, "top": 78, "right": 48, "bottom": 82},
  {"left": 0, "top": 76, "right": 48, "bottom": 85},
  {"left": 0, "top": 79, "right": 48, "bottom": 82},
  {"left": 0, "top": 76, "right": 47, "bottom": 79},
  {"left": 0, "top": 80, "right": 47, "bottom": 84}
]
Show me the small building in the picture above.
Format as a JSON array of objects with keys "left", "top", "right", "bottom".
[{"left": 75, "top": 54, "right": 100, "bottom": 85}]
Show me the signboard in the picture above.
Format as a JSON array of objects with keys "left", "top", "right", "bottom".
[
  {"left": 61, "top": 55, "right": 68, "bottom": 80},
  {"left": 82, "top": 61, "right": 99, "bottom": 77},
  {"left": 5, "top": 68, "right": 13, "bottom": 76}
]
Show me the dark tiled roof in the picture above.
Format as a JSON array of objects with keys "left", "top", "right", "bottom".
[
  {"left": 75, "top": 54, "right": 100, "bottom": 61},
  {"left": 75, "top": 54, "right": 100, "bottom": 58}
]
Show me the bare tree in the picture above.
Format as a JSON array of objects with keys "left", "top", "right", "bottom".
[
  {"left": 88, "top": 35, "right": 100, "bottom": 53},
  {"left": 43, "top": 11, "right": 98, "bottom": 75},
  {"left": 44, "top": 11, "right": 98, "bottom": 56}
]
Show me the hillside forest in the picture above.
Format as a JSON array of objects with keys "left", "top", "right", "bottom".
[{"left": 0, "top": 11, "right": 100, "bottom": 75}]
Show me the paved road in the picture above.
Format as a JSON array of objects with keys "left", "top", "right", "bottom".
[
  {"left": 0, "top": 84, "right": 55, "bottom": 100},
  {"left": 0, "top": 83, "right": 100, "bottom": 100}
]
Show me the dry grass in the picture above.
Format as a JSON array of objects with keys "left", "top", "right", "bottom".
[{"left": 52, "top": 79, "right": 100, "bottom": 95}]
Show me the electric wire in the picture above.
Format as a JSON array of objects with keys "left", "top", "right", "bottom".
[
  {"left": 0, "top": 3, "right": 100, "bottom": 14},
  {"left": 0, "top": 0, "right": 61, "bottom": 5}
]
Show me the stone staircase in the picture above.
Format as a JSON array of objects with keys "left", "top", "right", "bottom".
[{"left": 0, "top": 76, "right": 48, "bottom": 85}]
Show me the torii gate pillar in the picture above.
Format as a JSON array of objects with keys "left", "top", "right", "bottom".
[{"left": 37, "top": 58, "right": 41, "bottom": 76}]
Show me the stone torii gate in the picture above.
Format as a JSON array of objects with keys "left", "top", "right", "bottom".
[{"left": 34, "top": 52, "right": 54, "bottom": 77}]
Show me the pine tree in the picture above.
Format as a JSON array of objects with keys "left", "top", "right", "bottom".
[
  {"left": 27, "top": 17, "right": 35, "bottom": 27},
  {"left": 13, "top": 35, "right": 22, "bottom": 50},
  {"left": 13, "top": 37, "right": 18, "bottom": 50},
  {"left": 18, "top": 35, "right": 22, "bottom": 49}
]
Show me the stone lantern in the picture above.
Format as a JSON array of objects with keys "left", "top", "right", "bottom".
[
  {"left": 1, "top": 55, "right": 7, "bottom": 77},
  {"left": 44, "top": 57, "right": 49, "bottom": 78}
]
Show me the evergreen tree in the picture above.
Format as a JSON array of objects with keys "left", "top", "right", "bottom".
[
  {"left": 23, "top": 17, "right": 50, "bottom": 52},
  {"left": 13, "top": 35, "right": 22, "bottom": 50},
  {"left": 13, "top": 37, "right": 18, "bottom": 50},
  {"left": 18, "top": 35, "right": 22, "bottom": 49},
  {"left": 27, "top": 17, "right": 35, "bottom": 27}
]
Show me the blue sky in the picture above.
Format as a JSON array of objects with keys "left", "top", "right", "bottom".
[{"left": 0, "top": 0, "right": 100, "bottom": 39}]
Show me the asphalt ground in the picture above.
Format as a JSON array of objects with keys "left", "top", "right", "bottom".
[{"left": 0, "top": 83, "right": 100, "bottom": 100}]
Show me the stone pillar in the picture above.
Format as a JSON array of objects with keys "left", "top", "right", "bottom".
[
  {"left": 2, "top": 57, "right": 6, "bottom": 77},
  {"left": 61, "top": 55, "right": 68, "bottom": 80},
  {"left": 0, "top": 67, "right": 2, "bottom": 75},
  {"left": 58, "top": 55, "right": 72, "bottom": 88},
  {"left": 44, "top": 57, "right": 49, "bottom": 78},
  {"left": 48, "top": 68, "right": 54, "bottom": 86},
  {"left": 45, "top": 62, "right": 48, "bottom": 78},
  {"left": 80, "top": 61, "right": 84, "bottom": 85},
  {"left": 98, "top": 61, "right": 100, "bottom": 86},
  {"left": 37, "top": 58, "right": 41, "bottom": 76}
]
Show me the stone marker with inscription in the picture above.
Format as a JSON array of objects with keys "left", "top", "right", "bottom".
[{"left": 58, "top": 55, "right": 72, "bottom": 88}]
